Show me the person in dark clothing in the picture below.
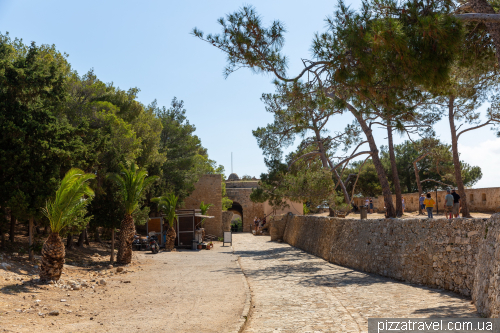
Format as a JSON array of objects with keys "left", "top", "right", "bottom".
[{"left": 451, "top": 189, "right": 461, "bottom": 218}]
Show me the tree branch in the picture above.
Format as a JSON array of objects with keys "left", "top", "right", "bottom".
[
  {"left": 455, "top": 13, "right": 500, "bottom": 22},
  {"left": 287, "top": 151, "right": 320, "bottom": 170},
  {"left": 330, "top": 151, "right": 373, "bottom": 172},
  {"left": 457, "top": 120, "right": 494, "bottom": 139}
]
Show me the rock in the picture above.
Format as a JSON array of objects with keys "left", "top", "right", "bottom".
[
  {"left": 72, "top": 284, "right": 81, "bottom": 290},
  {"left": 99, "top": 279, "right": 107, "bottom": 286},
  {"left": 48, "top": 310, "right": 59, "bottom": 316},
  {"left": 16, "top": 309, "right": 22, "bottom": 313},
  {"left": 116, "top": 267, "right": 123, "bottom": 273},
  {"left": 60, "top": 299, "right": 67, "bottom": 302},
  {"left": 34, "top": 265, "right": 39, "bottom": 269},
  {"left": 68, "top": 280, "right": 76, "bottom": 284},
  {"left": 12, "top": 252, "right": 18, "bottom": 256},
  {"left": 107, "top": 264, "right": 113, "bottom": 269},
  {"left": 1, "top": 263, "right": 12, "bottom": 271},
  {"left": 38, "top": 312, "right": 45, "bottom": 317},
  {"left": 123, "top": 280, "right": 131, "bottom": 283}
]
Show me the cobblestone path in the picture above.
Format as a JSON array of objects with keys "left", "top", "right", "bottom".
[{"left": 233, "top": 234, "right": 478, "bottom": 333}]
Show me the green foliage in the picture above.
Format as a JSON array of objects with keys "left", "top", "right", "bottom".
[
  {"left": 0, "top": 34, "right": 96, "bottom": 223},
  {"left": 42, "top": 168, "right": 95, "bottom": 234},
  {"left": 221, "top": 181, "right": 233, "bottom": 211},
  {"left": 199, "top": 201, "right": 214, "bottom": 215},
  {"left": 152, "top": 193, "right": 179, "bottom": 228},
  {"left": 132, "top": 206, "right": 151, "bottom": 226},
  {"left": 344, "top": 160, "right": 383, "bottom": 197},
  {"left": 108, "top": 163, "right": 159, "bottom": 216}
]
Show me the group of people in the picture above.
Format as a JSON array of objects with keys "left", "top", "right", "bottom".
[
  {"left": 253, "top": 215, "right": 267, "bottom": 233},
  {"left": 419, "top": 189, "right": 461, "bottom": 219}
]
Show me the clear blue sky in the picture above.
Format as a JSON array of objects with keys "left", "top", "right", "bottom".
[{"left": 1, "top": 0, "right": 497, "bottom": 188}]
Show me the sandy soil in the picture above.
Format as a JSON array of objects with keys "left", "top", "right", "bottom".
[{"left": 0, "top": 242, "right": 247, "bottom": 333}]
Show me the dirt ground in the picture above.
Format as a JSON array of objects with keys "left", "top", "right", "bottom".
[{"left": 0, "top": 241, "right": 247, "bottom": 333}]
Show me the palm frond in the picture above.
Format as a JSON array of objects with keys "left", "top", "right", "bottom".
[
  {"left": 153, "top": 193, "right": 179, "bottom": 227},
  {"left": 108, "top": 163, "right": 159, "bottom": 215},
  {"left": 42, "top": 168, "right": 96, "bottom": 234}
]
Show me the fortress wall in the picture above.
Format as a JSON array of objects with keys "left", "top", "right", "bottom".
[
  {"left": 376, "top": 187, "right": 500, "bottom": 213},
  {"left": 270, "top": 213, "right": 500, "bottom": 317},
  {"left": 183, "top": 174, "right": 222, "bottom": 237}
]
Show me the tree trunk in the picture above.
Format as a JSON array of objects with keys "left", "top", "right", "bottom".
[
  {"left": 350, "top": 109, "right": 396, "bottom": 217},
  {"left": 317, "top": 135, "right": 351, "bottom": 205},
  {"left": 165, "top": 225, "right": 176, "bottom": 251},
  {"left": 9, "top": 212, "right": 16, "bottom": 242},
  {"left": 84, "top": 228, "right": 89, "bottom": 245},
  {"left": 117, "top": 214, "right": 135, "bottom": 264},
  {"left": 387, "top": 126, "right": 403, "bottom": 216},
  {"left": 40, "top": 233, "right": 65, "bottom": 282},
  {"left": 110, "top": 228, "right": 115, "bottom": 263},
  {"left": 29, "top": 217, "right": 34, "bottom": 261},
  {"left": 77, "top": 231, "right": 85, "bottom": 247},
  {"left": 34, "top": 219, "right": 42, "bottom": 235},
  {"left": 448, "top": 95, "right": 471, "bottom": 217},
  {"left": 413, "top": 152, "right": 432, "bottom": 195},
  {"left": 0, "top": 229, "right": 5, "bottom": 249},
  {"left": 66, "top": 234, "right": 74, "bottom": 250},
  {"left": 94, "top": 227, "right": 102, "bottom": 243},
  {"left": 469, "top": 0, "right": 500, "bottom": 66}
]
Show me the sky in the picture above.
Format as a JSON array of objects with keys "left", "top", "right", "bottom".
[{"left": 1, "top": 0, "right": 498, "bottom": 188}]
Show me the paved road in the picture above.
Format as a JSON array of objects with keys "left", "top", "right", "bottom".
[{"left": 233, "top": 234, "right": 478, "bottom": 333}]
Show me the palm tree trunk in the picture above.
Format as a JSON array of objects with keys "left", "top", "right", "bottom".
[
  {"left": 117, "top": 214, "right": 135, "bottom": 264},
  {"left": 448, "top": 95, "right": 471, "bottom": 217},
  {"left": 387, "top": 126, "right": 403, "bottom": 216},
  {"left": 40, "top": 233, "right": 65, "bottom": 282},
  {"left": 165, "top": 225, "right": 176, "bottom": 251}
]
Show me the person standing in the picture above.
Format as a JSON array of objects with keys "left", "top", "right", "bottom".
[
  {"left": 451, "top": 189, "right": 461, "bottom": 218},
  {"left": 444, "top": 189, "right": 454, "bottom": 219},
  {"left": 253, "top": 217, "right": 259, "bottom": 233},
  {"left": 369, "top": 198, "right": 374, "bottom": 214},
  {"left": 401, "top": 198, "right": 405, "bottom": 214},
  {"left": 419, "top": 194, "right": 425, "bottom": 215},
  {"left": 424, "top": 193, "right": 435, "bottom": 218}
]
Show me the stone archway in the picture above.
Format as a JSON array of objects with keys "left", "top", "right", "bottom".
[{"left": 228, "top": 201, "right": 243, "bottom": 231}]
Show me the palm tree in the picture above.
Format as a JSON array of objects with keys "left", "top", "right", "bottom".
[
  {"left": 40, "top": 168, "right": 95, "bottom": 282},
  {"left": 108, "top": 163, "right": 158, "bottom": 264},
  {"left": 151, "top": 193, "right": 178, "bottom": 251},
  {"left": 199, "top": 200, "right": 213, "bottom": 228}
]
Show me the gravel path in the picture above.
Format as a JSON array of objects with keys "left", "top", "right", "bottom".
[
  {"left": 233, "top": 234, "right": 479, "bottom": 333},
  {"left": 2, "top": 242, "right": 247, "bottom": 333}
]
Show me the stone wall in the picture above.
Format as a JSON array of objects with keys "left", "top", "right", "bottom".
[
  {"left": 225, "top": 180, "right": 303, "bottom": 232},
  {"left": 473, "top": 215, "right": 500, "bottom": 317},
  {"left": 376, "top": 187, "right": 500, "bottom": 213},
  {"left": 226, "top": 188, "right": 264, "bottom": 232},
  {"left": 271, "top": 214, "right": 500, "bottom": 316},
  {"left": 221, "top": 211, "right": 233, "bottom": 234},
  {"left": 183, "top": 174, "right": 223, "bottom": 237}
]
